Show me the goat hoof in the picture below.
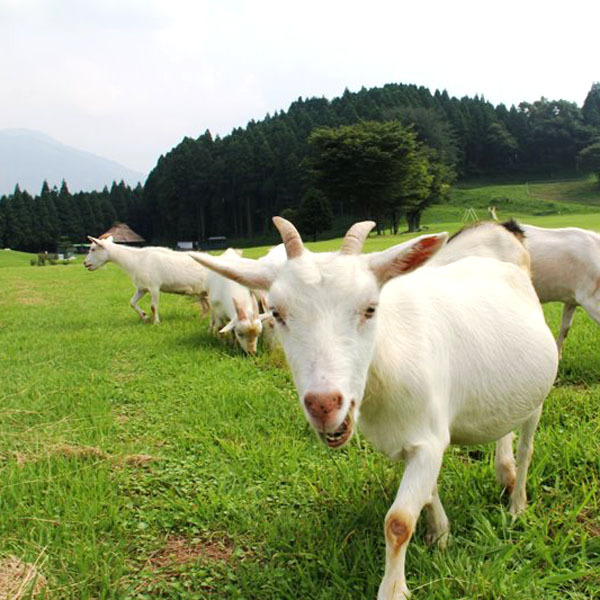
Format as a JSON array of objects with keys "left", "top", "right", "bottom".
[
  {"left": 424, "top": 529, "right": 449, "bottom": 549},
  {"left": 378, "top": 578, "right": 411, "bottom": 600}
]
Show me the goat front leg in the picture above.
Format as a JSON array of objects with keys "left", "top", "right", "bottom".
[
  {"left": 199, "top": 293, "right": 210, "bottom": 318},
  {"left": 556, "top": 303, "right": 576, "bottom": 358},
  {"left": 130, "top": 288, "right": 148, "bottom": 321},
  {"left": 378, "top": 440, "right": 446, "bottom": 600},
  {"left": 149, "top": 288, "right": 160, "bottom": 324}
]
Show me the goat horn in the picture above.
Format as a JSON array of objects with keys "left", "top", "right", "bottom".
[
  {"left": 272, "top": 216, "right": 303, "bottom": 259},
  {"left": 340, "top": 221, "right": 376, "bottom": 255}
]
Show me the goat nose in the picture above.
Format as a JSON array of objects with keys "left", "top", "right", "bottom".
[{"left": 304, "top": 391, "right": 343, "bottom": 426}]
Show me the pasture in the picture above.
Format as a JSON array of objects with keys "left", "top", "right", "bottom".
[{"left": 1, "top": 217, "right": 600, "bottom": 599}]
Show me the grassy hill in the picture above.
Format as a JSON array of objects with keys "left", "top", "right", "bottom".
[
  {"left": 423, "top": 175, "right": 600, "bottom": 225},
  {"left": 0, "top": 249, "right": 35, "bottom": 268}
]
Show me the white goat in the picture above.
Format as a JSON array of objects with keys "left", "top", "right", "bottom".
[
  {"left": 253, "top": 244, "right": 287, "bottom": 349},
  {"left": 521, "top": 224, "right": 600, "bottom": 357},
  {"left": 429, "top": 219, "right": 532, "bottom": 497},
  {"left": 84, "top": 235, "right": 210, "bottom": 324},
  {"left": 429, "top": 219, "right": 530, "bottom": 272},
  {"left": 193, "top": 248, "right": 264, "bottom": 355},
  {"left": 192, "top": 217, "right": 558, "bottom": 599}
]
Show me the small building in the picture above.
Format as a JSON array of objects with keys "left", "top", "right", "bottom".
[
  {"left": 176, "top": 241, "right": 197, "bottom": 251},
  {"left": 201, "top": 236, "right": 228, "bottom": 251},
  {"left": 100, "top": 223, "right": 145, "bottom": 245}
]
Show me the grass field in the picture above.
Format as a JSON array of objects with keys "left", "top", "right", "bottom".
[
  {"left": 422, "top": 176, "right": 600, "bottom": 226},
  {"left": 1, "top": 215, "right": 600, "bottom": 599}
]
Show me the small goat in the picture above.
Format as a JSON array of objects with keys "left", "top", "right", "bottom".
[
  {"left": 192, "top": 217, "right": 558, "bottom": 599},
  {"left": 84, "top": 235, "right": 210, "bottom": 324},
  {"left": 193, "top": 248, "right": 264, "bottom": 355},
  {"left": 253, "top": 244, "right": 286, "bottom": 349},
  {"left": 522, "top": 224, "right": 600, "bottom": 357}
]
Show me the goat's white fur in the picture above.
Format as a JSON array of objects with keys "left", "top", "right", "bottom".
[
  {"left": 429, "top": 220, "right": 534, "bottom": 498},
  {"left": 192, "top": 219, "right": 558, "bottom": 599},
  {"left": 522, "top": 224, "right": 600, "bottom": 357},
  {"left": 429, "top": 220, "right": 530, "bottom": 272},
  {"left": 192, "top": 247, "right": 263, "bottom": 355},
  {"left": 84, "top": 235, "right": 210, "bottom": 324}
]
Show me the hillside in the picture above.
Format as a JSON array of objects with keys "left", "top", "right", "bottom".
[
  {"left": 0, "top": 129, "right": 144, "bottom": 195},
  {"left": 143, "top": 82, "right": 600, "bottom": 243},
  {"left": 0, "top": 249, "right": 35, "bottom": 267}
]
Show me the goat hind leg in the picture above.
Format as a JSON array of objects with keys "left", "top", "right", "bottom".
[
  {"left": 556, "top": 303, "right": 576, "bottom": 358},
  {"left": 495, "top": 432, "right": 516, "bottom": 494},
  {"left": 149, "top": 289, "right": 160, "bottom": 324},
  {"left": 424, "top": 484, "right": 450, "bottom": 549},
  {"left": 509, "top": 406, "right": 543, "bottom": 516}
]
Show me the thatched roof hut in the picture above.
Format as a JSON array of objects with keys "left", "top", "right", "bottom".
[{"left": 100, "top": 222, "right": 145, "bottom": 245}]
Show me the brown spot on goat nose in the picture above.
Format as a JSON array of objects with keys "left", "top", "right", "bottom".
[{"left": 304, "top": 391, "right": 343, "bottom": 427}]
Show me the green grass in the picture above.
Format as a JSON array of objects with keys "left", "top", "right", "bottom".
[
  {"left": 1, "top": 212, "right": 600, "bottom": 599},
  {"left": 422, "top": 175, "right": 600, "bottom": 226},
  {"left": 0, "top": 248, "right": 37, "bottom": 268}
]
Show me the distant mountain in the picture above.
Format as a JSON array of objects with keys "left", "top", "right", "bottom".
[{"left": 0, "top": 128, "right": 145, "bottom": 195}]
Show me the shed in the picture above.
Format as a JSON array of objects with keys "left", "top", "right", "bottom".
[{"left": 100, "top": 223, "right": 145, "bottom": 245}]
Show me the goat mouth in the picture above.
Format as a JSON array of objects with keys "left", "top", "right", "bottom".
[{"left": 322, "top": 414, "right": 353, "bottom": 449}]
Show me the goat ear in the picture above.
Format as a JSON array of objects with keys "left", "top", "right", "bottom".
[
  {"left": 189, "top": 252, "right": 278, "bottom": 290},
  {"left": 88, "top": 236, "right": 103, "bottom": 247},
  {"left": 219, "top": 320, "right": 236, "bottom": 334},
  {"left": 367, "top": 233, "right": 448, "bottom": 285}
]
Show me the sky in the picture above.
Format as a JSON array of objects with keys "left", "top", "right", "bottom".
[{"left": 1, "top": 0, "right": 599, "bottom": 176}]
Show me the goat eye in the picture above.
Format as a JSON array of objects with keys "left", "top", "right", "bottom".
[
  {"left": 270, "top": 307, "right": 286, "bottom": 326},
  {"left": 364, "top": 305, "right": 377, "bottom": 319}
]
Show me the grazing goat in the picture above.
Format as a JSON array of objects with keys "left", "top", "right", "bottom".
[
  {"left": 193, "top": 248, "right": 264, "bottom": 355},
  {"left": 254, "top": 244, "right": 286, "bottom": 349},
  {"left": 521, "top": 224, "right": 600, "bottom": 357},
  {"left": 84, "top": 235, "right": 210, "bottom": 324},
  {"left": 192, "top": 217, "right": 558, "bottom": 599}
]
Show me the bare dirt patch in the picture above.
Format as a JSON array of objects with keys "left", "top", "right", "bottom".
[
  {"left": 11, "top": 445, "right": 160, "bottom": 469},
  {"left": 148, "top": 534, "right": 235, "bottom": 572},
  {"left": 17, "top": 296, "right": 43, "bottom": 305},
  {"left": 51, "top": 444, "right": 109, "bottom": 460},
  {"left": 577, "top": 509, "right": 600, "bottom": 537},
  {"left": 0, "top": 556, "right": 46, "bottom": 599},
  {"left": 119, "top": 454, "right": 158, "bottom": 467}
]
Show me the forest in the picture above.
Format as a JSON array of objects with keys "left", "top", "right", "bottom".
[{"left": 2, "top": 82, "right": 600, "bottom": 252}]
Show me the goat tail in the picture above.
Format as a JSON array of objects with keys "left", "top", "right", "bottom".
[
  {"left": 501, "top": 218, "right": 531, "bottom": 275},
  {"left": 500, "top": 219, "right": 526, "bottom": 244}
]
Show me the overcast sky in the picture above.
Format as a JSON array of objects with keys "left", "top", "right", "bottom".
[{"left": 2, "top": 0, "right": 598, "bottom": 176}]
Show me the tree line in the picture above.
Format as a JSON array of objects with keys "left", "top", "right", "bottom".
[
  {"left": 0, "top": 180, "right": 145, "bottom": 253},
  {"left": 2, "top": 82, "right": 600, "bottom": 251},
  {"left": 142, "top": 81, "right": 600, "bottom": 243}
]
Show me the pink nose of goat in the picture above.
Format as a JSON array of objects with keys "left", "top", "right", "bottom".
[{"left": 304, "top": 391, "right": 343, "bottom": 430}]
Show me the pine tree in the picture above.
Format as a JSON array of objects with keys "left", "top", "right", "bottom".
[{"left": 582, "top": 82, "right": 600, "bottom": 130}]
